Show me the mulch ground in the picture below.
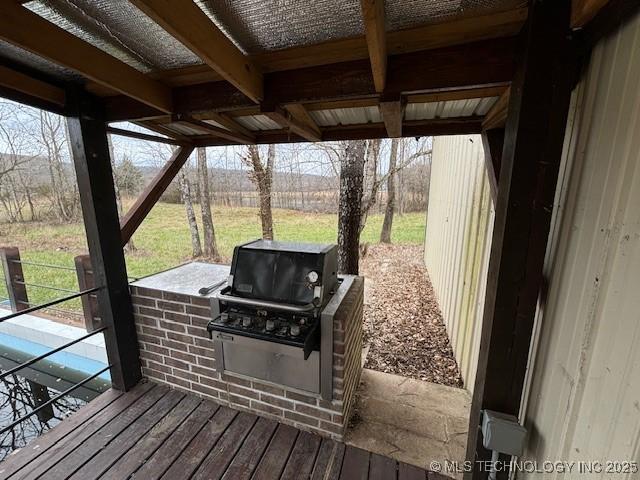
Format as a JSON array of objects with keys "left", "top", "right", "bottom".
[{"left": 360, "top": 244, "right": 463, "bottom": 388}]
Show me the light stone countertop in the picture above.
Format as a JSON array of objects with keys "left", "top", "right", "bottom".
[{"left": 130, "top": 261, "right": 230, "bottom": 297}]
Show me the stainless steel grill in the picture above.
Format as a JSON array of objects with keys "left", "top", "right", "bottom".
[{"left": 205, "top": 239, "right": 348, "bottom": 400}]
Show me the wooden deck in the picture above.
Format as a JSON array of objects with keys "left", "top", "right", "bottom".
[{"left": 0, "top": 381, "right": 439, "bottom": 480}]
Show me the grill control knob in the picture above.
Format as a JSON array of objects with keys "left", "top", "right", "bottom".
[
  {"left": 242, "top": 316, "right": 252, "bottom": 328},
  {"left": 265, "top": 319, "right": 275, "bottom": 332},
  {"left": 306, "top": 271, "right": 319, "bottom": 284},
  {"left": 290, "top": 324, "right": 301, "bottom": 337}
]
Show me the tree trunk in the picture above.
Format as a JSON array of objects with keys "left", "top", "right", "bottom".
[
  {"left": 243, "top": 145, "right": 275, "bottom": 240},
  {"left": 179, "top": 170, "right": 202, "bottom": 257},
  {"left": 259, "top": 145, "right": 275, "bottom": 240},
  {"left": 359, "top": 139, "right": 381, "bottom": 234},
  {"left": 196, "top": 148, "right": 220, "bottom": 260},
  {"left": 337, "top": 140, "right": 366, "bottom": 274},
  {"left": 380, "top": 138, "right": 399, "bottom": 243}
]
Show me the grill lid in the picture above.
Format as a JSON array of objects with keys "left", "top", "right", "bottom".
[{"left": 229, "top": 239, "right": 337, "bottom": 307}]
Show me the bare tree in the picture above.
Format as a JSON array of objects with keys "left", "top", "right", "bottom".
[
  {"left": 196, "top": 147, "right": 220, "bottom": 260},
  {"left": 107, "top": 134, "right": 136, "bottom": 252},
  {"left": 241, "top": 144, "right": 275, "bottom": 240},
  {"left": 0, "top": 104, "right": 38, "bottom": 222},
  {"left": 179, "top": 167, "right": 202, "bottom": 258},
  {"left": 338, "top": 140, "right": 366, "bottom": 274},
  {"left": 380, "top": 138, "right": 400, "bottom": 243}
]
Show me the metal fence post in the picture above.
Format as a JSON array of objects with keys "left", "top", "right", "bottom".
[
  {"left": 0, "top": 247, "right": 29, "bottom": 313},
  {"left": 74, "top": 254, "right": 101, "bottom": 332}
]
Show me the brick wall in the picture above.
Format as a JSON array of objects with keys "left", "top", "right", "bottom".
[{"left": 129, "top": 276, "right": 363, "bottom": 440}]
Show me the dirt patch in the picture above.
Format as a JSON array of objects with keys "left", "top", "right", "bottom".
[{"left": 360, "top": 244, "right": 463, "bottom": 388}]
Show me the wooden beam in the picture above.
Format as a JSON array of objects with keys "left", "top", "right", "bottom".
[
  {"left": 0, "top": 64, "right": 65, "bottom": 107},
  {"left": 284, "top": 104, "right": 322, "bottom": 140},
  {"left": 467, "top": 1, "right": 575, "bottom": 477},
  {"left": 360, "top": 0, "right": 387, "bottom": 93},
  {"left": 193, "top": 111, "right": 256, "bottom": 139},
  {"left": 133, "top": 120, "right": 192, "bottom": 143},
  {"left": 130, "top": 0, "right": 262, "bottom": 103},
  {"left": 105, "top": 126, "right": 188, "bottom": 146},
  {"left": 262, "top": 105, "right": 322, "bottom": 142},
  {"left": 66, "top": 93, "right": 142, "bottom": 391},
  {"left": 571, "top": 0, "right": 610, "bottom": 27},
  {"left": 407, "top": 85, "right": 508, "bottom": 104},
  {"left": 379, "top": 95, "right": 406, "bottom": 138},
  {"left": 0, "top": 2, "right": 172, "bottom": 113},
  {"left": 480, "top": 128, "right": 504, "bottom": 203},
  {"left": 120, "top": 146, "right": 195, "bottom": 244},
  {"left": 482, "top": 86, "right": 510, "bottom": 130},
  {"left": 172, "top": 115, "right": 255, "bottom": 145},
  {"left": 192, "top": 116, "right": 482, "bottom": 146}
]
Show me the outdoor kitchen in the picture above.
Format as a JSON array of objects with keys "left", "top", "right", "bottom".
[{"left": 129, "top": 240, "right": 364, "bottom": 440}]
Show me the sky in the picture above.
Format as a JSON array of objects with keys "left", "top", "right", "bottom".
[{"left": 0, "top": 98, "right": 431, "bottom": 178}]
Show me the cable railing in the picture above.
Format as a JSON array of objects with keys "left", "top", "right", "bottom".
[
  {"left": 0, "top": 286, "right": 101, "bottom": 323},
  {"left": 8, "top": 258, "right": 76, "bottom": 272}
]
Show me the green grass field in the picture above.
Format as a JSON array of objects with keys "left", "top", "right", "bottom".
[{"left": 0, "top": 203, "right": 425, "bottom": 311}]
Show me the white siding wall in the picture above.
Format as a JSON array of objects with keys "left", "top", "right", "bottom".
[
  {"left": 520, "top": 12, "right": 640, "bottom": 477},
  {"left": 424, "top": 135, "right": 494, "bottom": 391}
]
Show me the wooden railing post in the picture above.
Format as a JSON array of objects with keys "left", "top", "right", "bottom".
[
  {"left": 0, "top": 246, "right": 29, "bottom": 313},
  {"left": 74, "top": 254, "right": 101, "bottom": 332},
  {"left": 66, "top": 92, "right": 141, "bottom": 391}
]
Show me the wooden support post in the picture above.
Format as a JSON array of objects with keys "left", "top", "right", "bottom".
[
  {"left": 480, "top": 128, "right": 504, "bottom": 203},
  {"left": 66, "top": 93, "right": 141, "bottom": 391},
  {"left": 74, "top": 254, "right": 101, "bottom": 333},
  {"left": 0, "top": 247, "right": 29, "bottom": 312},
  {"left": 120, "top": 145, "right": 195, "bottom": 244},
  {"left": 467, "top": 1, "right": 576, "bottom": 477}
]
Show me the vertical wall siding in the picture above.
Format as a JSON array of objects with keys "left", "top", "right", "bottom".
[
  {"left": 424, "top": 135, "right": 494, "bottom": 391},
  {"left": 521, "top": 12, "right": 640, "bottom": 478}
]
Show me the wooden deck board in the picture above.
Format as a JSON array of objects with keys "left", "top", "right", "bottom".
[
  {"left": 281, "top": 431, "right": 322, "bottom": 480},
  {"left": 0, "top": 383, "right": 437, "bottom": 479},
  {"left": 0, "top": 387, "right": 124, "bottom": 480},
  {"left": 16, "top": 382, "right": 156, "bottom": 480}
]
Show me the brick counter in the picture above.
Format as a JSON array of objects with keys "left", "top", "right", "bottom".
[{"left": 129, "top": 262, "right": 363, "bottom": 440}]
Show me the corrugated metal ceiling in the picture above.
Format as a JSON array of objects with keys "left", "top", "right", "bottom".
[{"left": 405, "top": 97, "right": 497, "bottom": 120}]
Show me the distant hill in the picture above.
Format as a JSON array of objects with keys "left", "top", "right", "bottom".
[{"left": 1, "top": 154, "right": 336, "bottom": 193}]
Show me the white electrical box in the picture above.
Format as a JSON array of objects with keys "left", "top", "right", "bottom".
[{"left": 481, "top": 410, "right": 527, "bottom": 456}]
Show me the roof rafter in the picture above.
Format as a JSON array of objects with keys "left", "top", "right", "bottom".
[
  {"left": 172, "top": 114, "right": 256, "bottom": 145},
  {"left": 360, "top": 0, "right": 387, "bottom": 93},
  {"left": 571, "top": 0, "right": 610, "bottom": 27},
  {"left": 0, "top": 1, "right": 172, "bottom": 113},
  {"left": 482, "top": 86, "right": 510, "bottom": 130},
  {"left": 131, "top": 0, "right": 263, "bottom": 103},
  {"left": 379, "top": 94, "right": 406, "bottom": 138},
  {"left": 0, "top": 64, "right": 65, "bottom": 109},
  {"left": 261, "top": 105, "right": 322, "bottom": 143}
]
